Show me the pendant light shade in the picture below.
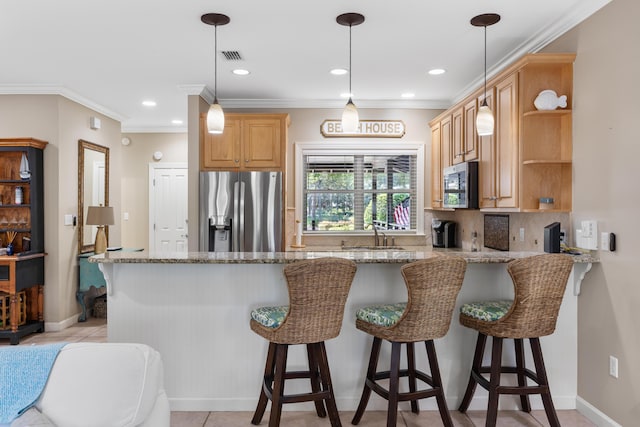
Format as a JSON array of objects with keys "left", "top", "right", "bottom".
[
  {"left": 476, "top": 102, "right": 495, "bottom": 136},
  {"left": 337, "top": 13, "right": 365, "bottom": 134},
  {"left": 201, "top": 13, "right": 230, "bottom": 134},
  {"left": 207, "top": 99, "right": 225, "bottom": 134},
  {"left": 471, "top": 13, "right": 500, "bottom": 137},
  {"left": 342, "top": 98, "right": 359, "bottom": 133}
]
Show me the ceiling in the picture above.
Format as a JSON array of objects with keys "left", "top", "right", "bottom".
[{"left": 1, "top": 0, "right": 610, "bottom": 133}]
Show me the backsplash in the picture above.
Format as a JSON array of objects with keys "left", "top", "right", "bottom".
[
  {"left": 426, "top": 210, "right": 571, "bottom": 252},
  {"left": 287, "top": 207, "right": 571, "bottom": 251}
]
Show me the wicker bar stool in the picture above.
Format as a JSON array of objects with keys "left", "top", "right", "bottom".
[
  {"left": 250, "top": 257, "right": 357, "bottom": 427},
  {"left": 351, "top": 256, "right": 467, "bottom": 427},
  {"left": 457, "top": 253, "right": 574, "bottom": 427}
]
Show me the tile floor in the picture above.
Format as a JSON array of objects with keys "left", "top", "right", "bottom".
[{"left": 2, "top": 318, "right": 596, "bottom": 426}]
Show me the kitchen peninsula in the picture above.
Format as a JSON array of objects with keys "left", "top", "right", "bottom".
[{"left": 91, "top": 250, "right": 595, "bottom": 412}]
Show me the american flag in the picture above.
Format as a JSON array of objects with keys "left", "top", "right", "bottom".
[{"left": 393, "top": 199, "right": 410, "bottom": 228}]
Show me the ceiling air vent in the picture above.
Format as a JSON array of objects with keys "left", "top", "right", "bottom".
[{"left": 221, "top": 51, "right": 242, "bottom": 61}]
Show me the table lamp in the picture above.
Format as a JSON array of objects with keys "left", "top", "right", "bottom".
[{"left": 86, "top": 206, "right": 115, "bottom": 254}]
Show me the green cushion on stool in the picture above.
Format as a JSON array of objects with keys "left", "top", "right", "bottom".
[
  {"left": 460, "top": 300, "right": 513, "bottom": 322},
  {"left": 251, "top": 306, "right": 289, "bottom": 328},
  {"left": 356, "top": 303, "right": 406, "bottom": 327}
]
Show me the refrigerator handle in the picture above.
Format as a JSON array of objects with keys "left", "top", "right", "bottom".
[
  {"left": 232, "top": 181, "right": 240, "bottom": 252},
  {"left": 239, "top": 181, "right": 246, "bottom": 252}
]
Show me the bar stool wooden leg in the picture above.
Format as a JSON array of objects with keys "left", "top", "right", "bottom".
[
  {"left": 514, "top": 338, "right": 532, "bottom": 412},
  {"left": 458, "top": 333, "right": 487, "bottom": 412},
  {"left": 486, "top": 337, "right": 503, "bottom": 427},
  {"left": 352, "top": 337, "right": 382, "bottom": 425},
  {"left": 386, "top": 342, "right": 402, "bottom": 427},
  {"left": 267, "top": 344, "right": 289, "bottom": 427},
  {"left": 425, "top": 340, "right": 454, "bottom": 427},
  {"left": 406, "top": 342, "right": 419, "bottom": 414},
  {"left": 530, "top": 338, "right": 561, "bottom": 427},
  {"left": 307, "top": 343, "right": 328, "bottom": 418},
  {"left": 252, "top": 342, "right": 277, "bottom": 425},
  {"left": 315, "top": 342, "right": 342, "bottom": 427}
]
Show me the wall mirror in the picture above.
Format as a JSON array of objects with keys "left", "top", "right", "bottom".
[{"left": 78, "top": 139, "right": 109, "bottom": 253}]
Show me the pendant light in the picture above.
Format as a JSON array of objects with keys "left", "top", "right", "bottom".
[
  {"left": 471, "top": 13, "right": 500, "bottom": 136},
  {"left": 337, "top": 13, "right": 365, "bottom": 134},
  {"left": 201, "top": 13, "right": 230, "bottom": 134}
]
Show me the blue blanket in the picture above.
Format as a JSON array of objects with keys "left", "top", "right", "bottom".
[{"left": 0, "top": 343, "right": 67, "bottom": 423}]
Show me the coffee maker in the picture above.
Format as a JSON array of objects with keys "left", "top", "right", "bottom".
[{"left": 432, "top": 219, "right": 457, "bottom": 248}]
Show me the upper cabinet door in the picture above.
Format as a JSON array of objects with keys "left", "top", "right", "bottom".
[
  {"left": 495, "top": 73, "right": 519, "bottom": 208},
  {"left": 451, "top": 107, "right": 464, "bottom": 165},
  {"left": 243, "top": 118, "right": 283, "bottom": 169},
  {"left": 430, "top": 122, "right": 442, "bottom": 209},
  {"left": 463, "top": 98, "right": 479, "bottom": 161},
  {"left": 440, "top": 115, "right": 453, "bottom": 170},
  {"left": 201, "top": 116, "right": 241, "bottom": 170},
  {"left": 478, "top": 90, "right": 496, "bottom": 209}
]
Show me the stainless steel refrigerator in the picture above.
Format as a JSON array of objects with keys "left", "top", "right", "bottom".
[{"left": 199, "top": 171, "right": 283, "bottom": 252}]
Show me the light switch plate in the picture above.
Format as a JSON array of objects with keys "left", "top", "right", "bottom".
[
  {"left": 576, "top": 220, "right": 598, "bottom": 250},
  {"left": 64, "top": 214, "right": 74, "bottom": 226}
]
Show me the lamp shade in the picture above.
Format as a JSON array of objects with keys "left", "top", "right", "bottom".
[
  {"left": 476, "top": 104, "right": 494, "bottom": 136},
  {"left": 86, "top": 206, "right": 115, "bottom": 226},
  {"left": 341, "top": 99, "right": 359, "bottom": 133},
  {"left": 207, "top": 101, "right": 225, "bottom": 134}
]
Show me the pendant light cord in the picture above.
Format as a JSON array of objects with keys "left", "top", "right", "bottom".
[
  {"left": 349, "top": 23, "right": 353, "bottom": 98},
  {"left": 214, "top": 24, "right": 218, "bottom": 102},
  {"left": 483, "top": 25, "right": 487, "bottom": 105}
]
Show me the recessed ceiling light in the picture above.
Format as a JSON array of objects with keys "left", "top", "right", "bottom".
[
  {"left": 142, "top": 100, "right": 157, "bottom": 107},
  {"left": 171, "top": 119, "right": 183, "bottom": 125},
  {"left": 340, "top": 92, "right": 353, "bottom": 98},
  {"left": 428, "top": 68, "right": 446, "bottom": 75},
  {"left": 233, "top": 69, "right": 250, "bottom": 75},
  {"left": 401, "top": 93, "right": 415, "bottom": 98},
  {"left": 331, "top": 68, "right": 348, "bottom": 76}
]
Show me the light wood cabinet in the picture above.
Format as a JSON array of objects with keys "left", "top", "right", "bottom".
[
  {"left": 478, "top": 91, "right": 496, "bottom": 209},
  {"left": 452, "top": 101, "right": 479, "bottom": 165},
  {"left": 451, "top": 107, "right": 464, "bottom": 164},
  {"left": 429, "top": 115, "right": 453, "bottom": 209},
  {"left": 494, "top": 73, "right": 519, "bottom": 208},
  {"left": 200, "top": 113, "right": 289, "bottom": 171},
  {"left": 430, "top": 122, "right": 442, "bottom": 208},
  {"left": 429, "top": 53, "right": 575, "bottom": 212},
  {"left": 463, "top": 99, "right": 479, "bottom": 161}
]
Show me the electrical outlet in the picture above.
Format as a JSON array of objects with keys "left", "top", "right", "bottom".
[
  {"left": 519, "top": 228, "right": 525, "bottom": 242},
  {"left": 609, "top": 355, "right": 619, "bottom": 378}
]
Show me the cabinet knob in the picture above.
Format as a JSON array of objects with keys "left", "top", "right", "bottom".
[
  {"left": 245, "top": 159, "right": 249, "bottom": 163},
  {"left": 235, "top": 159, "right": 239, "bottom": 163}
]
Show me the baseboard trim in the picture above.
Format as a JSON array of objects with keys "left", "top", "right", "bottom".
[
  {"left": 576, "top": 396, "right": 622, "bottom": 427},
  {"left": 44, "top": 313, "right": 80, "bottom": 332},
  {"left": 168, "top": 394, "right": 578, "bottom": 412}
]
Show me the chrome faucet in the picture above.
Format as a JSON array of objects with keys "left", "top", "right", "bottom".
[{"left": 372, "top": 225, "right": 387, "bottom": 247}]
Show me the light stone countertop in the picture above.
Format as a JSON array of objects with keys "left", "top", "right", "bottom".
[{"left": 89, "top": 247, "right": 598, "bottom": 264}]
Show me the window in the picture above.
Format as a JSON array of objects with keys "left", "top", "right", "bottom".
[{"left": 296, "top": 142, "right": 423, "bottom": 233}]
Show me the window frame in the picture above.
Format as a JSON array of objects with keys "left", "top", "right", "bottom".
[{"left": 295, "top": 141, "right": 425, "bottom": 235}]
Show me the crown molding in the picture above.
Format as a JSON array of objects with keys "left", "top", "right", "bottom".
[
  {"left": 0, "top": 84, "right": 128, "bottom": 122},
  {"left": 453, "top": 0, "right": 612, "bottom": 104}
]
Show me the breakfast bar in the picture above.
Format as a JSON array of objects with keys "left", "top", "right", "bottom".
[{"left": 91, "top": 250, "right": 595, "bottom": 412}]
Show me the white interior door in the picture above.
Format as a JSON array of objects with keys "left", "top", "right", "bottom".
[{"left": 149, "top": 163, "right": 188, "bottom": 252}]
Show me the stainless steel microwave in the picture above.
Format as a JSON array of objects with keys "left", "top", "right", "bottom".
[{"left": 443, "top": 161, "right": 479, "bottom": 209}]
